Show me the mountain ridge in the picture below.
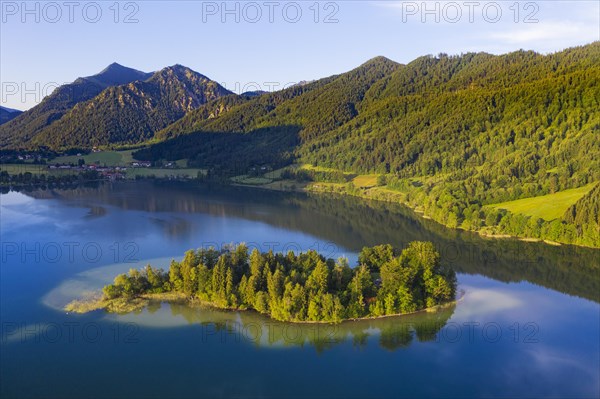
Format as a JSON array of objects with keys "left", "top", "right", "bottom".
[
  {"left": 0, "top": 106, "right": 23, "bottom": 125},
  {"left": 27, "top": 65, "right": 232, "bottom": 147},
  {"left": 0, "top": 63, "right": 153, "bottom": 146},
  {"left": 0, "top": 64, "right": 232, "bottom": 148}
]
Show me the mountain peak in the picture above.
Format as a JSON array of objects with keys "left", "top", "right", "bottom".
[
  {"left": 361, "top": 55, "right": 400, "bottom": 68},
  {"left": 99, "top": 62, "right": 128, "bottom": 73},
  {"left": 151, "top": 64, "right": 210, "bottom": 82},
  {"left": 86, "top": 63, "right": 152, "bottom": 87},
  {"left": 164, "top": 64, "right": 196, "bottom": 74}
]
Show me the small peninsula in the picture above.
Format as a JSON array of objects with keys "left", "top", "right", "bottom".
[{"left": 67, "top": 241, "right": 457, "bottom": 323}]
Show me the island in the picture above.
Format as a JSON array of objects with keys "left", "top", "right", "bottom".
[{"left": 67, "top": 241, "right": 457, "bottom": 323}]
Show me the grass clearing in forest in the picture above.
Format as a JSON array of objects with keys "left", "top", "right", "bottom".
[
  {"left": 353, "top": 174, "right": 380, "bottom": 188},
  {"left": 489, "top": 183, "right": 597, "bottom": 221}
]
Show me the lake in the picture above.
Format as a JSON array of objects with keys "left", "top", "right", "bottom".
[{"left": 1, "top": 181, "right": 599, "bottom": 398}]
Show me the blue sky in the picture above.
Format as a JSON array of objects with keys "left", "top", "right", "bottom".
[{"left": 1, "top": 0, "right": 598, "bottom": 110}]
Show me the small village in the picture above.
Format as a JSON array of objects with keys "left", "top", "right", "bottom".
[{"left": 44, "top": 158, "right": 164, "bottom": 180}]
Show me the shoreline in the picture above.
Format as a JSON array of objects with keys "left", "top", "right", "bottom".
[
  {"left": 7, "top": 177, "right": 596, "bottom": 249},
  {"left": 65, "top": 290, "right": 464, "bottom": 324},
  {"left": 234, "top": 180, "right": 600, "bottom": 249}
]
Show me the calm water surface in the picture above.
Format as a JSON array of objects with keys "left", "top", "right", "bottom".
[{"left": 1, "top": 181, "right": 598, "bottom": 398}]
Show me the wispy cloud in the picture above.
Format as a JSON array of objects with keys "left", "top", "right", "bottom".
[
  {"left": 489, "top": 21, "right": 598, "bottom": 46},
  {"left": 370, "top": 1, "right": 599, "bottom": 53}
]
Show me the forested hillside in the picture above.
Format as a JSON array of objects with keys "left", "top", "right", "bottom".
[
  {"left": 137, "top": 56, "right": 402, "bottom": 169},
  {"left": 0, "top": 63, "right": 152, "bottom": 146},
  {"left": 28, "top": 65, "right": 232, "bottom": 148},
  {"left": 155, "top": 56, "right": 399, "bottom": 140},
  {"left": 136, "top": 43, "right": 600, "bottom": 247}
]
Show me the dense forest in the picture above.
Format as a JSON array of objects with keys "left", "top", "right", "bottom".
[
  {"left": 564, "top": 184, "right": 600, "bottom": 233},
  {"left": 101, "top": 242, "right": 457, "bottom": 323}
]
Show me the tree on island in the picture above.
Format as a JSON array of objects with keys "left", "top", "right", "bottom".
[{"left": 102, "top": 241, "right": 456, "bottom": 323}]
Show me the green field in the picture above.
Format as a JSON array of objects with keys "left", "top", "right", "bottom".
[
  {"left": 54, "top": 150, "right": 136, "bottom": 166},
  {"left": 490, "top": 183, "right": 598, "bottom": 221},
  {"left": 353, "top": 174, "right": 380, "bottom": 188}
]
